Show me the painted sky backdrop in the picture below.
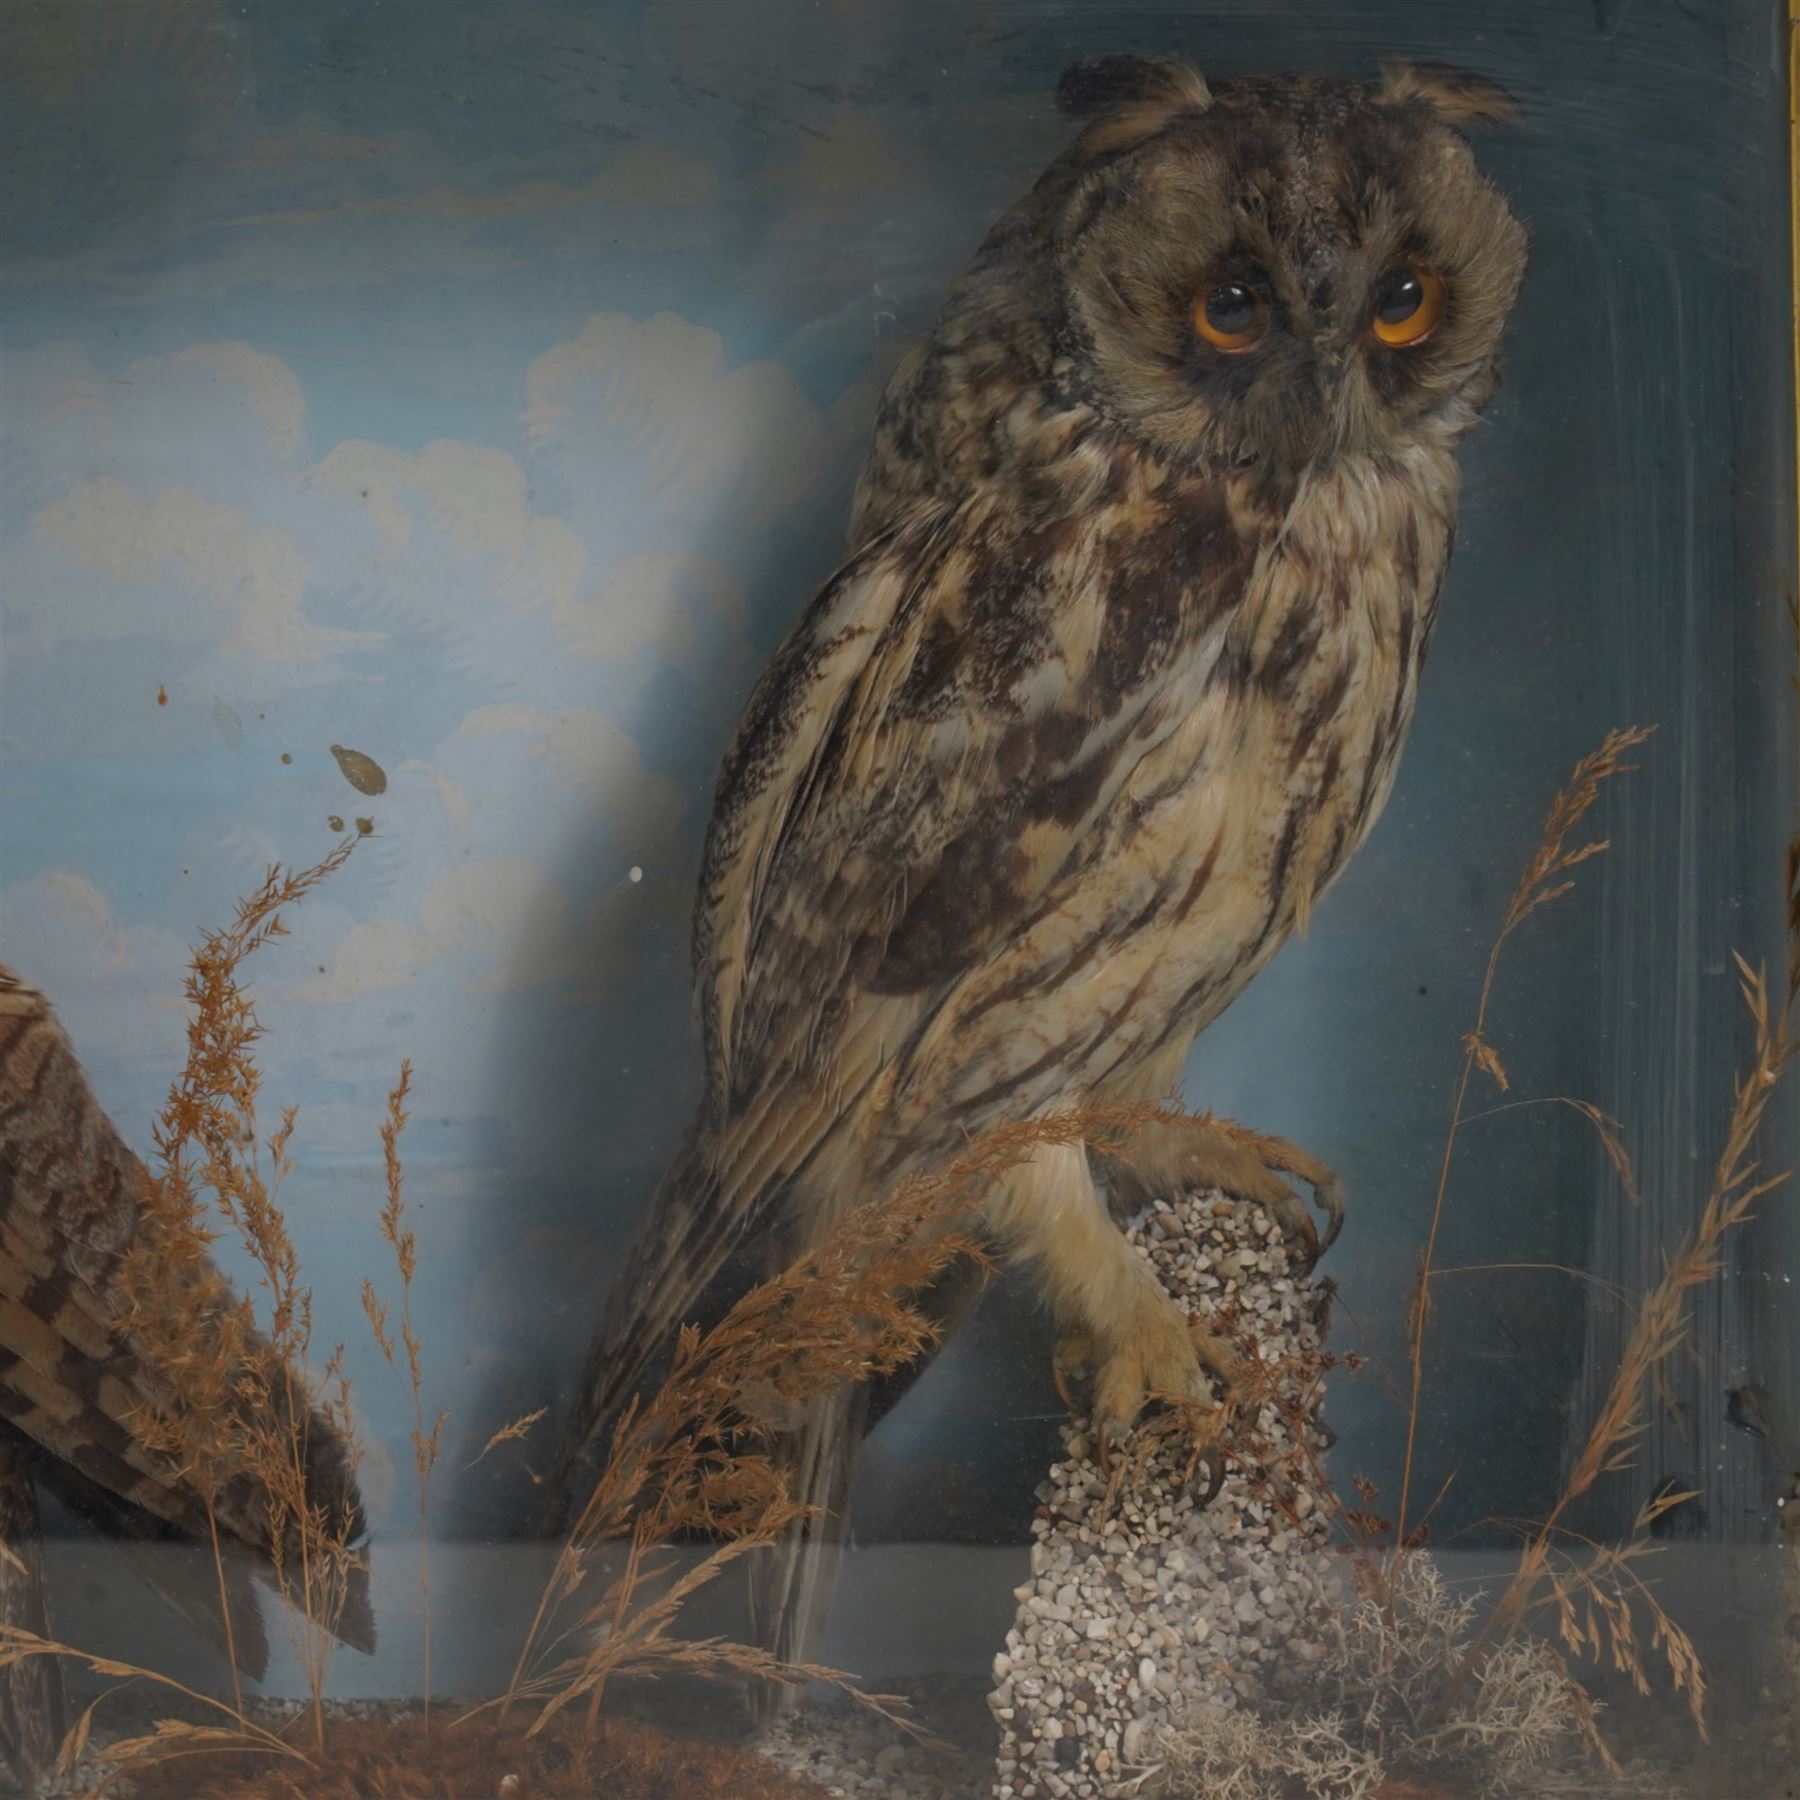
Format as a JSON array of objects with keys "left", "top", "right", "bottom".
[{"left": 3, "top": 0, "right": 1794, "bottom": 1691}]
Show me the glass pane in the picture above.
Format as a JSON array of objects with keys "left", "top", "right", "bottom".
[{"left": 1, "top": 2, "right": 1793, "bottom": 1795}]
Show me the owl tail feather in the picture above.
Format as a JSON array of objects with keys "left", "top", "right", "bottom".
[
  {"left": 546, "top": 1140, "right": 999, "bottom": 1704},
  {"left": 742, "top": 1253, "right": 992, "bottom": 1714},
  {"left": 746, "top": 1382, "right": 867, "bottom": 1726},
  {"left": 539, "top": 1135, "right": 740, "bottom": 1537}
]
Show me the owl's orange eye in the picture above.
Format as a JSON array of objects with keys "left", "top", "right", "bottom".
[
  {"left": 1193, "top": 281, "right": 1269, "bottom": 353},
  {"left": 1370, "top": 265, "right": 1445, "bottom": 347}
]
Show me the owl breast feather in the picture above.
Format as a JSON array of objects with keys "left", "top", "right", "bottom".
[{"left": 864, "top": 448, "right": 1455, "bottom": 1146}]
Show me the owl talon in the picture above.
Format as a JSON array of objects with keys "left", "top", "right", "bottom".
[
  {"left": 1090, "top": 1282, "right": 1210, "bottom": 1444},
  {"left": 1052, "top": 1327, "right": 1094, "bottom": 1415},
  {"left": 1217, "top": 1152, "right": 1340, "bottom": 1273},
  {"left": 1187, "top": 1316, "right": 1253, "bottom": 1504},
  {"left": 1083, "top": 1309, "right": 1244, "bottom": 1502},
  {"left": 1262, "top": 1185, "right": 1321, "bottom": 1268},
  {"left": 1187, "top": 1314, "right": 1245, "bottom": 1394},
  {"left": 1252, "top": 1136, "right": 1345, "bottom": 1267},
  {"left": 1108, "top": 1115, "right": 1346, "bottom": 1274},
  {"left": 1310, "top": 1171, "right": 1346, "bottom": 1254},
  {"left": 1192, "top": 1445, "right": 1228, "bottom": 1507}
]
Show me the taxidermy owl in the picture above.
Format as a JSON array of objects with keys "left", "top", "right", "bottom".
[
  {"left": 0, "top": 966, "right": 370, "bottom": 1789},
  {"left": 547, "top": 54, "right": 1527, "bottom": 1688}
]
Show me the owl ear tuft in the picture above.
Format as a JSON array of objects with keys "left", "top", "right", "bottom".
[
  {"left": 1056, "top": 55, "right": 1208, "bottom": 119},
  {"left": 1379, "top": 60, "right": 1518, "bottom": 126},
  {"left": 1056, "top": 56, "right": 1211, "bottom": 156}
]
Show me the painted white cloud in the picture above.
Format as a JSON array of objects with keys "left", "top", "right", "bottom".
[
  {"left": 394, "top": 759, "right": 471, "bottom": 834},
  {"left": 1, "top": 342, "right": 308, "bottom": 518},
  {"left": 2, "top": 340, "right": 371, "bottom": 721},
  {"left": 286, "top": 858, "right": 582, "bottom": 1003},
  {"left": 27, "top": 478, "right": 373, "bottom": 665},
  {"left": 0, "top": 872, "right": 189, "bottom": 1068},
  {"left": 308, "top": 438, "right": 587, "bottom": 619},
  {"left": 523, "top": 312, "right": 826, "bottom": 524},
  {"left": 553, "top": 550, "right": 742, "bottom": 661},
  {"left": 7, "top": 316, "right": 806, "bottom": 732},
  {"left": 111, "top": 344, "right": 309, "bottom": 485},
  {"left": 310, "top": 441, "right": 750, "bottom": 671},
  {"left": 453, "top": 703, "right": 683, "bottom": 857},
  {"left": 161, "top": 342, "right": 307, "bottom": 459}
]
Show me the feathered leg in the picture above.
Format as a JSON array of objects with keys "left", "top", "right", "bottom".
[
  {"left": 983, "top": 1138, "right": 1222, "bottom": 1450},
  {"left": 0, "top": 1424, "right": 63, "bottom": 1796}
]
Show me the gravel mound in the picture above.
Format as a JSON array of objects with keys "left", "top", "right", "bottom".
[{"left": 991, "top": 1190, "right": 1340, "bottom": 1798}]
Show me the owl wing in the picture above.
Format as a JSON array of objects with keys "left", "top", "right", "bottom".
[
  {"left": 0, "top": 966, "right": 375, "bottom": 1654},
  {"left": 547, "top": 486, "right": 1235, "bottom": 1521},
  {"left": 695, "top": 491, "right": 1200, "bottom": 1190}
]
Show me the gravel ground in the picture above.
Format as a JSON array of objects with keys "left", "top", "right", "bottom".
[{"left": 758, "top": 1674, "right": 997, "bottom": 1800}]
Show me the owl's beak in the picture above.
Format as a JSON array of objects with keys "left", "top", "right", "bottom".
[
  {"left": 1278, "top": 346, "right": 1341, "bottom": 470},
  {"left": 1314, "top": 340, "right": 1384, "bottom": 463}
]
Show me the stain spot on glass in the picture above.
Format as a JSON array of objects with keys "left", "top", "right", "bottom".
[
  {"left": 156, "top": 685, "right": 167, "bottom": 706},
  {"left": 330, "top": 743, "right": 388, "bottom": 795},
  {"left": 281, "top": 752, "right": 293, "bottom": 765}
]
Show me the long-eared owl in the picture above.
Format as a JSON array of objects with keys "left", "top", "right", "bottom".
[{"left": 547, "top": 53, "right": 1527, "bottom": 1681}]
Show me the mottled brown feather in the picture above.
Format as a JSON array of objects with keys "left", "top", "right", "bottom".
[{"left": 0, "top": 966, "right": 373, "bottom": 1656}]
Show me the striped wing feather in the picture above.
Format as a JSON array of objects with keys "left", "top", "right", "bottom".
[
  {"left": 560, "top": 485, "right": 1225, "bottom": 1447},
  {"left": 694, "top": 497, "right": 1189, "bottom": 1190},
  {"left": 0, "top": 966, "right": 374, "bottom": 1655}
]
